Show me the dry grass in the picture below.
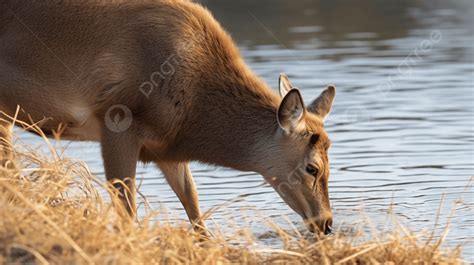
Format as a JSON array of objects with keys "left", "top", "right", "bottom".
[{"left": 0, "top": 130, "right": 465, "bottom": 264}]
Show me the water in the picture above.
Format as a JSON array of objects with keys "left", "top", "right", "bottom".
[{"left": 16, "top": 0, "right": 473, "bottom": 259}]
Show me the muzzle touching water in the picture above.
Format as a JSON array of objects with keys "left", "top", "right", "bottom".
[
  {"left": 305, "top": 216, "right": 333, "bottom": 235},
  {"left": 264, "top": 160, "right": 333, "bottom": 236}
]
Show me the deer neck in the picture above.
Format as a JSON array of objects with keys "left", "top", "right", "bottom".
[{"left": 174, "top": 71, "right": 281, "bottom": 173}]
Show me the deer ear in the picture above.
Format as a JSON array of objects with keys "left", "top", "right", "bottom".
[
  {"left": 279, "top": 73, "right": 293, "bottom": 98},
  {"left": 307, "top": 85, "right": 336, "bottom": 121},
  {"left": 278, "top": 89, "right": 305, "bottom": 133}
]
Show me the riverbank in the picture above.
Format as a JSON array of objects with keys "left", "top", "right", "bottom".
[{"left": 0, "top": 139, "right": 463, "bottom": 264}]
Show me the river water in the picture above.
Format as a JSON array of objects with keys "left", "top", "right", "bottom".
[{"left": 16, "top": 0, "right": 473, "bottom": 259}]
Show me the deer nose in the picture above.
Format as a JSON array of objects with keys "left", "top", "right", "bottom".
[
  {"left": 305, "top": 216, "right": 333, "bottom": 235},
  {"left": 324, "top": 217, "right": 333, "bottom": 235}
]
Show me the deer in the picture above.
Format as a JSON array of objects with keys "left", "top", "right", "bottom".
[{"left": 0, "top": 0, "right": 336, "bottom": 235}]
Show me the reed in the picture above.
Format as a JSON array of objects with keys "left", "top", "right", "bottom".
[{"left": 0, "top": 128, "right": 464, "bottom": 264}]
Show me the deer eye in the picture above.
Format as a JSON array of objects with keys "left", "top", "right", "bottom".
[
  {"left": 310, "top": 134, "right": 319, "bottom": 145},
  {"left": 306, "top": 165, "right": 318, "bottom": 176}
]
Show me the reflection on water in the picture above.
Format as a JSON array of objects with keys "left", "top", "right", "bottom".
[{"left": 18, "top": 0, "right": 474, "bottom": 258}]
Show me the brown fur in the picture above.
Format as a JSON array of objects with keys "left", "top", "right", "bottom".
[{"left": 0, "top": 0, "right": 336, "bottom": 234}]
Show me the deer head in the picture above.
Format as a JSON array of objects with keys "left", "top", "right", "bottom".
[{"left": 260, "top": 74, "right": 336, "bottom": 235}]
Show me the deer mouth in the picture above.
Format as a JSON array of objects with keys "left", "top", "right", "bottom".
[{"left": 303, "top": 217, "right": 333, "bottom": 235}]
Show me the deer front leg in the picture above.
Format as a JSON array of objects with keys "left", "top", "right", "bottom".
[
  {"left": 101, "top": 128, "right": 141, "bottom": 219},
  {"left": 157, "top": 161, "right": 208, "bottom": 235},
  {"left": 0, "top": 119, "right": 13, "bottom": 168}
]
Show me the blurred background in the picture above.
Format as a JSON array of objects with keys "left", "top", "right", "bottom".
[{"left": 18, "top": 0, "right": 474, "bottom": 259}]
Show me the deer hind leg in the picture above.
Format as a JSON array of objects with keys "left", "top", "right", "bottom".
[
  {"left": 0, "top": 118, "right": 14, "bottom": 168},
  {"left": 101, "top": 128, "right": 141, "bottom": 219},
  {"left": 157, "top": 161, "right": 208, "bottom": 235}
]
